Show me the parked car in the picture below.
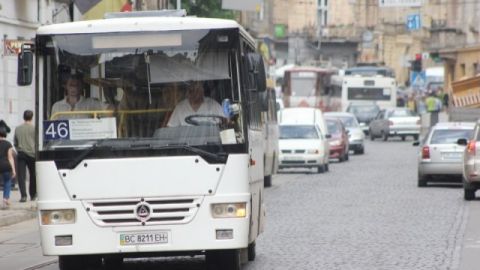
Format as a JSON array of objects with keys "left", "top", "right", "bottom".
[
  {"left": 345, "top": 102, "right": 380, "bottom": 135},
  {"left": 369, "top": 108, "right": 420, "bottom": 141},
  {"left": 414, "top": 122, "right": 475, "bottom": 187},
  {"left": 325, "top": 112, "right": 365, "bottom": 154},
  {"left": 458, "top": 120, "right": 480, "bottom": 200},
  {"left": 278, "top": 108, "right": 331, "bottom": 173},
  {"left": 325, "top": 118, "right": 349, "bottom": 162}
]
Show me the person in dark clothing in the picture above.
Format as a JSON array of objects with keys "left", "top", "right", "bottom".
[
  {"left": 14, "top": 110, "right": 36, "bottom": 202},
  {"left": 0, "top": 120, "right": 10, "bottom": 134},
  {"left": 0, "top": 127, "right": 16, "bottom": 208}
]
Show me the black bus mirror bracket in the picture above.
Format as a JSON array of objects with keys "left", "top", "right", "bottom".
[{"left": 17, "top": 43, "right": 34, "bottom": 86}]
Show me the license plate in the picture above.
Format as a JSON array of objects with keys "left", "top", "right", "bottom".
[
  {"left": 442, "top": 152, "right": 462, "bottom": 160},
  {"left": 120, "top": 231, "right": 169, "bottom": 246}
]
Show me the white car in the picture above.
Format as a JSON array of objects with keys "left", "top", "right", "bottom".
[
  {"left": 278, "top": 124, "right": 329, "bottom": 173},
  {"left": 325, "top": 112, "right": 366, "bottom": 154},
  {"left": 369, "top": 108, "right": 421, "bottom": 141},
  {"left": 414, "top": 122, "right": 475, "bottom": 187}
]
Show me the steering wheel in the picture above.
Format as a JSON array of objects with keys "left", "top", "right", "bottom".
[{"left": 184, "top": 114, "right": 226, "bottom": 126}]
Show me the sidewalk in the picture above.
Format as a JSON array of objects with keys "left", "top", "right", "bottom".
[{"left": 0, "top": 186, "right": 38, "bottom": 227}]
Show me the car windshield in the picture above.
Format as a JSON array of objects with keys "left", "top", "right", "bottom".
[
  {"left": 348, "top": 105, "right": 379, "bottom": 115},
  {"left": 430, "top": 129, "right": 474, "bottom": 144},
  {"left": 326, "top": 120, "right": 341, "bottom": 134},
  {"left": 388, "top": 109, "right": 416, "bottom": 117},
  {"left": 337, "top": 116, "right": 359, "bottom": 128},
  {"left": 280, "top": 125, "right": 319, "bottom": 139}
]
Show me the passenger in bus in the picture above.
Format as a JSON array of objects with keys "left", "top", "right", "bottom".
[
  {"left": 51, "top": 74, "right": 110, "bottom": 120},
  {"left": 167, "top": 81, "right": 223, "bottom": 127}
]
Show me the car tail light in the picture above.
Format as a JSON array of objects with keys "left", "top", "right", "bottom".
[
  {"left": 421, "top": 146, "right": 430, "bottom": 159},
  {"left": 467, "top": 140, "right": 476, "bottom": 155},
  {"left": 388, "top": 120, "right": 394, "bottom": 126}
]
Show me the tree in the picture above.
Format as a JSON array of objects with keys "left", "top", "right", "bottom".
[{"left": 171, "top": 0, "right": 236, "bottom": 19}]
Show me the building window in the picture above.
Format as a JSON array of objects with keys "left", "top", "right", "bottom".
[
  {"left": 460, "top": 63, "right": 466, "bottom": 77},
  {"left": 474, "top": 63, "right": 479, "bottom": 75}
]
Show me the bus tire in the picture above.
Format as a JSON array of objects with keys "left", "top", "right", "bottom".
[
  {"left": 248, "top": 241, "right": 256, "bottom": 261},
  {"left": 317, "top": 165, "right": 325, "bottom": 173},
  {"left": 264, "top": 175, "right": 272, "bottom": 187}
]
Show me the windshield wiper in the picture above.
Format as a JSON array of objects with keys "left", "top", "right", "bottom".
[
  {"left": 155, "top": 144, "right": 227, "bottom": 163},
  {"left": 65, "top": 140, "right": 112, "bottom": 169}
]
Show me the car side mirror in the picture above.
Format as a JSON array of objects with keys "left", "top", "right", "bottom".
[{"left": 457, "top": 138, "right": 468, "bottom": 146}]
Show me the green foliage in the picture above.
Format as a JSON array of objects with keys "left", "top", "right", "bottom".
[{"left": 171, "top": 0, "right": 236, "bottom": 19}]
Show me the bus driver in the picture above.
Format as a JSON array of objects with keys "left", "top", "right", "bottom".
[
  {"left": 51, "top": 74, "right": 110, "bottom": 120},
  {"left": 167, "top": 81, "right": 223, "bottom": 127}
]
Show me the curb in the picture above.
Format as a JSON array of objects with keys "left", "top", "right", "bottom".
[{"left": 0, "top": 209, "right": 37, "bottom": 227}]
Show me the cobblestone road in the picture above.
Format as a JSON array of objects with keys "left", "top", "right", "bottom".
[{"left": 245, "top": 139, "right": 467, "bottom": 270}]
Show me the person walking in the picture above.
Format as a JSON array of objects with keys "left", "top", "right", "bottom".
[
  {"left": 14, "top": 110, "right": 36, "bottom": 202},
  {"left": 0, "top": 127, "right": 16, "bottom": 208}
]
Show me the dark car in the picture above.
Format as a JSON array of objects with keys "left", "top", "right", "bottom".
[
  {"left": 346, "top": 102, "right": 380, "bottom": 135},
  {"left": 325, "top": 118, "right": 349, "bottom": 162}
]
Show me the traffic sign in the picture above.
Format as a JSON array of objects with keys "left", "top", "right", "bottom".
[
  {"left": 410, "top": 71, "right": 426, "bottom": 89},
  {"left": 407, "top": 14, "right": 421, "bottom": 31}
]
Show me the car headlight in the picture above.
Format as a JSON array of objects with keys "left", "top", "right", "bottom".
[
  {"left": 41, "top": 209, "right": 76, "bottom": 225},
  {"left": 330, "top": 140, "right": 342, "bottom": 146},
  {"left": 306, "top": 149, "right": 319, "bottom": 154},
  {"left": 211, "top": 203, "right": 246, "bottom": 218}
]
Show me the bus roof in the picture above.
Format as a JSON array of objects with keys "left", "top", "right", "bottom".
[{"left": 37, "top": 16, "right": 250, "bottom": 39}]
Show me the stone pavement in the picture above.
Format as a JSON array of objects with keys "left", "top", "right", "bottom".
[{"left": 0, "top": 186, "right": 37, "bottom": 227}]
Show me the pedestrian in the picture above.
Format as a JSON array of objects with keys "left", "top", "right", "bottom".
[
  {"left": 0, "top": 120, "right": 10, "bottom": 134},
  {"left": 0, "top": 126, "right": 16, "bottom": 208},
  {"left": 426, "top": 91, "right": 441, "bottom": 126},
  {"left": 14, "top": 110, "right": 36, "bottom": 202},
  {"left": 121, "top": 0, "right": 133, "bottom": 12}
]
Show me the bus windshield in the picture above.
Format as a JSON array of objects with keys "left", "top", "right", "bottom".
[{"left": 37, "top": 29, "right": 244, "bottom": 152}]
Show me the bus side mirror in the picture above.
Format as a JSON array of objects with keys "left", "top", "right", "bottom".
[
  {"left": 457, "top": 138, "right": 468, "bottom": 146},
  {"left": 246, "top": 53, "right": 266, "bottom": 92},
  {"left": 17, "top": 44, "right": 34, "bottom": 86}
]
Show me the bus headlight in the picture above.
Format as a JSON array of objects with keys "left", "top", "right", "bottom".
[
  {"left": 41, "top": 209, "right": 76, "bottom": 225},
  {"left": 211, "top": 203, "right": 246, "bottom": 218}
]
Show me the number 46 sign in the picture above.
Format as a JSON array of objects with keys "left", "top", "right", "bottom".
[{"left": 44, "top": 120, "right": 70, "bottom": 141}]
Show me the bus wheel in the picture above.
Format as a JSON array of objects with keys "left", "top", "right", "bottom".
[
  {"left": 206, "top": 249, "right": 241, "bottom": 270},
  {"left": 317, "top": 165, "right": 325, "bottom": 173},
  {"left": 248, "top": 241, "right": 256, "bottom": 261},
  {"left": 264, "top": 175, "right": 272, "bottom": 187}
]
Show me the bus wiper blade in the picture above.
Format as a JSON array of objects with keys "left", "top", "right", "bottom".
[
  {"left": 65, "top": 141, "right": 112, "bottom": 169},
  {"left": 155, "top": 144, "right": 226, "bottom": 162}
]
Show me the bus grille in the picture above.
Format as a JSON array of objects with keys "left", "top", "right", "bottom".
[{"left": 83, "top": 197, "right": 203, "bottom": 227}]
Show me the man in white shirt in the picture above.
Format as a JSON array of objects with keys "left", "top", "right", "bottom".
[
  {"left": 167, "top": 81, "right": 224, "bottom": 127},
  {"left": 51, "top": 74, "right": 109, "bottom": 120}
]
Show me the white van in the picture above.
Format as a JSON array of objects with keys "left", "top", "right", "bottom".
[{"left": 277, "top": 108, "right": 330, "bottom": 173}]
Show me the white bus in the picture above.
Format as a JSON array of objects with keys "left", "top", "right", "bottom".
[
  {"left": 18, "top": 11, "right": 266, "bottom": 270},
  {"left": 330, "top": 74, "right": 397, "bottom": 112}
]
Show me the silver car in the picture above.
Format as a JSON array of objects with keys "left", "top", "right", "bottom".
[
  {"left": 414, "top": 122, "right": 475, "bottom": 187},
  {"left": 459, "top": 120, "right": 480, "bottom": 200},
  {"left": 324, "top": 112, "right": 365, "bottom": 154},
  {"left": 369, "top": 108, "right": 420, "bottom": 141}
]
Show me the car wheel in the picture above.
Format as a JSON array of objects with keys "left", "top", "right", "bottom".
[
  {"left": 345, "top": 152, "right": 349, "bottom": 161},
  {"left": 357, "top": 147, "right": 365, "bottom": 155},
  {"left": 382, "top": 131, "right": 388, "bottom": 141},
  {"left": 325, "top": 163, "right": 329, "bottom": 172},
  {"left": 418, "top": 175, "right": 427, "bottom": 187},
  {"left": 413, "top": 134, "right": 419, "bottom": 141},
  {"left": 317, "top": 165, "right": 325, "bottom": 173},
  {"left": 370, "top": 130, "right": 375, "bottom": 141},
  {"left": 464, "top": 188, "right": 475, "bottom": 201},
  {"left": 401, "top": 135, "right": 406, "bottom": 141},
  {"left": 264, "top": 175, "right": 272, "bottom": 188}
]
